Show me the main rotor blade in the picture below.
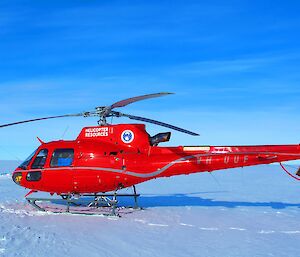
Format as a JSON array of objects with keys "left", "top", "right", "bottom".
[
  {"left": 0, "top": 113, "right": 83, "bottom": 128},
  {"left": 117, "top": 112, "right": 199, "bottom": 136},
  {"left": 110, "top": 92, "right": 173, "bottom": 109}
]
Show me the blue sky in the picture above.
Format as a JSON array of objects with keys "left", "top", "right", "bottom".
[{"left": 0, "top": 0, "right": 300, "bottom": 160}]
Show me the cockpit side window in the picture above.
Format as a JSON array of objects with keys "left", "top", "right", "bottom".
[
  {"left": 31, "top": 149, "right": 48, "bottom": 169},
  {"left": 50, "top": 149, "right": 74, "bottom": 167}
]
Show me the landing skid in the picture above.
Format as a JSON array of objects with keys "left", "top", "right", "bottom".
[{"left": 26, "top": 186, "right": 141, "bottom": 217}]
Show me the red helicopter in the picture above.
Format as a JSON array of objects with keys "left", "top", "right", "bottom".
[{"left": 2, "top": 92, "right": 300, "bottom": 215}]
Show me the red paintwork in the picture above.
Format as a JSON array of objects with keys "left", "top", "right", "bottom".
[{"left": 12, "top": 124, "right": 300, "bottom": 195}]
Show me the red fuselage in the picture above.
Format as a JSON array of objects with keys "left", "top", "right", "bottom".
[{"left": 12, "top": 124, "right": 300, "bottom": 195}]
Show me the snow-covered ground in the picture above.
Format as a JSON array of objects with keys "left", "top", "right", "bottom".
[{"left": 0, "top": 162, "right": 300, "bottom": 257}]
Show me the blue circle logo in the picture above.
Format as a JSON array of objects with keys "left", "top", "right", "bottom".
[{"left": 121, "top": 130, "right": 134, "bottom": 143}]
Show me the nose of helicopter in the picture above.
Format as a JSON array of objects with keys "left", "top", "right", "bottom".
[{"left": 12, "top": 171, "right": 23, "bottom": 185}]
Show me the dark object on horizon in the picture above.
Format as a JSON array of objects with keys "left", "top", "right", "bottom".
[{"left": 296, "top": 167, "right": 300, "bottom": 177}]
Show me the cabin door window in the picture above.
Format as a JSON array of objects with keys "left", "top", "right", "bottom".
[{"left": 50, "top": 149, "right": 74, "bottom": 167}]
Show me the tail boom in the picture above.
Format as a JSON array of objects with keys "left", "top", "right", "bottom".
[{"left": 159, "top": 144, "right": 300, "bottom": 177}]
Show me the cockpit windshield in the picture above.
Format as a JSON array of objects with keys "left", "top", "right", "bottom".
[{"left": 18, "top": 149, "right": 37, "bottom": 170}]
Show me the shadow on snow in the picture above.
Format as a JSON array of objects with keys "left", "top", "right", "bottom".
[
  {"left": 136, "top": 194, "right": 300, "bottom": 209},
  {"left": 49, "top": 191, "right": 300, "bottom": 210}
]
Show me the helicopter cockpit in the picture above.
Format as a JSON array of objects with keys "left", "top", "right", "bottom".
[{"left": 18, "top": 148, "right": 74, "bottom": 170}]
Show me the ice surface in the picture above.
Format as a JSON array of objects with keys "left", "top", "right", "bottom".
[{"left": 0, "top": 163, "right": 300, "bottom": 257}]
